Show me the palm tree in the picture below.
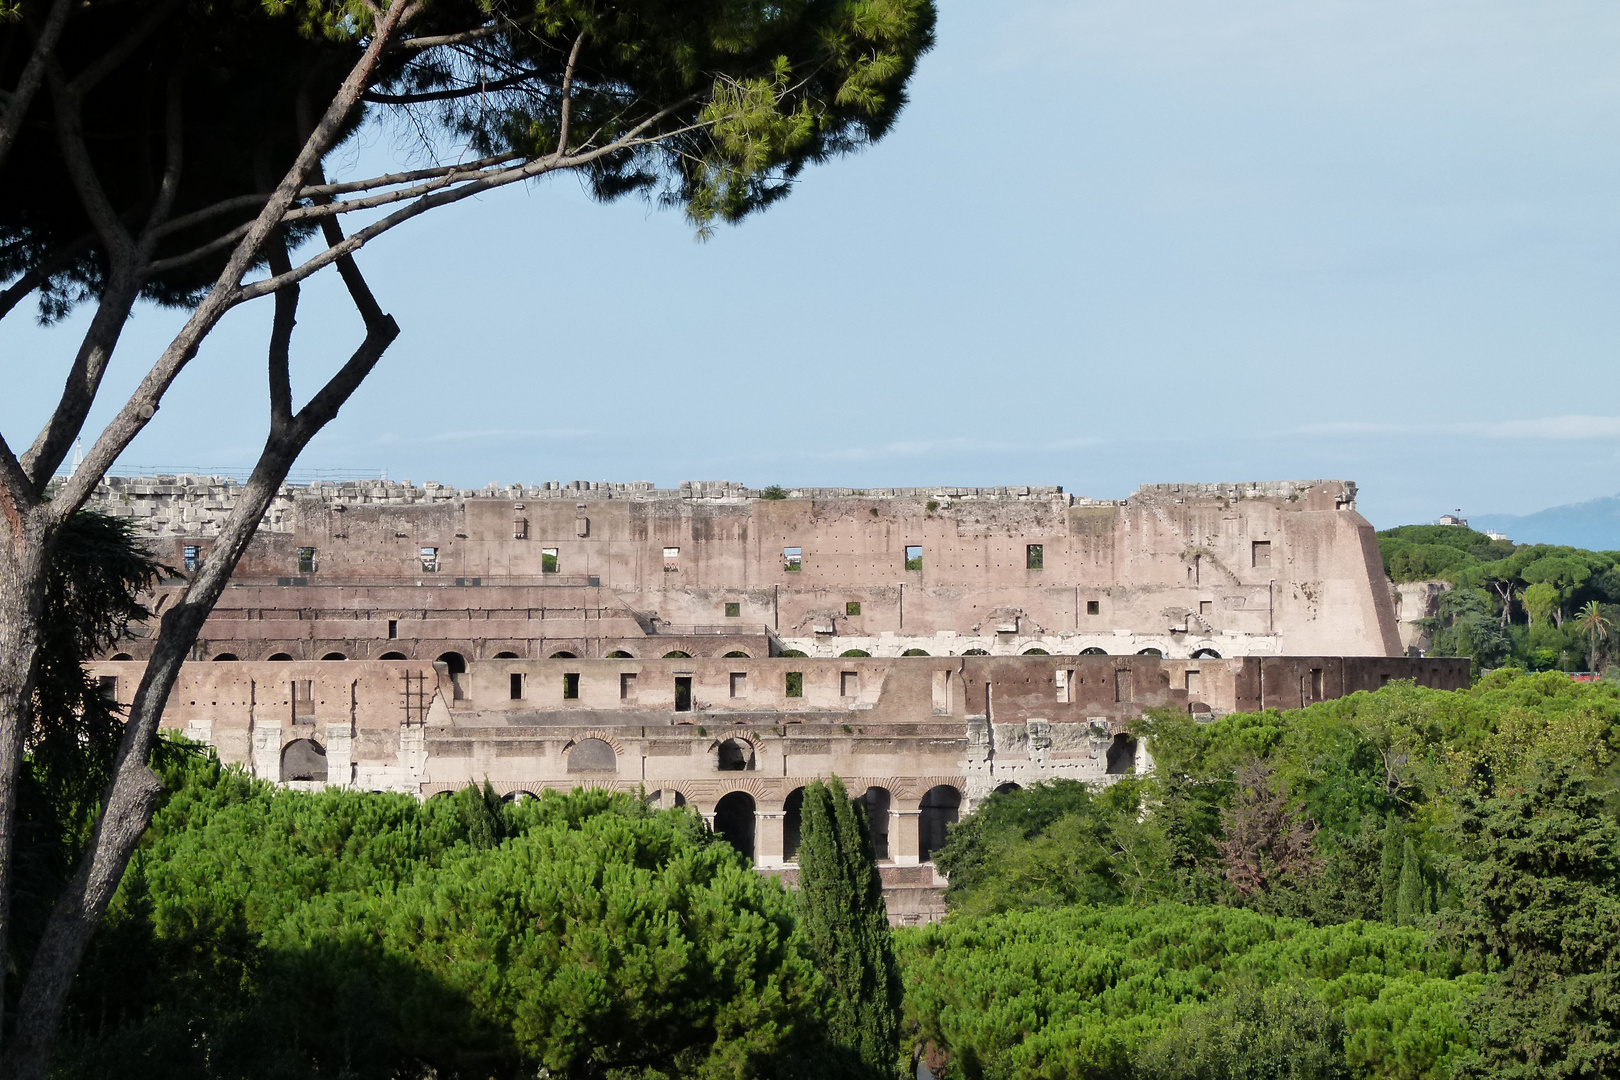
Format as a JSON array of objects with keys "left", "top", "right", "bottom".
[{"left": 1575, "top": 600, "right": 1610, "bottom": 672}]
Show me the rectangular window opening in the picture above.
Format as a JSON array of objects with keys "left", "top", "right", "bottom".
[
  {"left": 1199, "top": 600, "right": 1213, "bottom": 616},
  {"left": 724, "top": 601, "right": 741, "bottom": 618},
  {"left": 904, "top": 545, "right": 923, "bottom": 572},
  {"left": 845, "top": 601, "right": 862, "bottom": 617},
  {"left": 840, "top": 671, "right": 858, "bottom": 698},
  {"left": 663, "top": 547, "right": 680, "bottom": 572},
  {"left": 293, "top": 679, "right": 315, "bottom": 719},
  {"left": 1086, "top": 600, "right": 1100, "bottom": 616},
  {"left": 785, "top": 671, "right": 803, "bottom": 698},
  {"left": 1056, "top": 668, "right": 1073, "bottom": 703},
  {"left": 730, "top": 672, "right": 747, "bottom": 698},
  {"left": 513, "top": 517, "right": 529, "bottom": 540},
  {"left": 297, "top": 546, "right": 316, "bottom": 574},
  {"left": 1252, "top": 540, "right": 1272, "bottom": 568},
  {"left": 783, "top": 546, "right": 802, "bottom": 571},
  {"left": 387, "top": 619, "right": 398, "bottom": 639},
  {"left": 96, "top": 675, "right": 118, "bottom": 703},
  {"left": 1026, "top": 544, "right": 1044, "bottom": 570},
  {"left": 1310, "top": 667, "right": 1323, "bottom": 700},
  {"left": 674, "top": 675, "right": 692, "bottom": 712},
  {"left": 510, "top": 673, "right": 524, "bottom": 700},
  {"left": 620, "top": 672, "right": 637, "bottom": 700},
  {"left": 183, "top": 545, "right": 200, "bottom": 573},
  {"left": 1114, "top": 669, "right": 1133, "bottom": 703},
  {"left": 541, "top": 547, "right": 560, "bottom": 573},
  {"left": 420, "top": 547, "right": 439, "bottom": 573},
  {"left": 1185, "top": 669, "right": 1202, "bottom": 694},
  {"left": 563, "top": 672, "right": 580, "bottom": 700}
]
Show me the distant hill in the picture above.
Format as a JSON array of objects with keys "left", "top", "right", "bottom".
[{"left": 1472, "top": 495, "right": 1620, "bottom": 551}]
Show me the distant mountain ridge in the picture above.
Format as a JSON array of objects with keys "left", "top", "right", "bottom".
[{"left": 1471, "top": 494, "right": 1620, "bottom": 551}]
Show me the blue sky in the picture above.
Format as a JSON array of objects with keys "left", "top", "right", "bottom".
[{"left": 4, "top": 0, "right": 1617, "bottom": 528}]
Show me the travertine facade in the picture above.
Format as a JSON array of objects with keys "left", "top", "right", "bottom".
[{"left": 86, "top": 475, "right": 1434, "bottom": 920}]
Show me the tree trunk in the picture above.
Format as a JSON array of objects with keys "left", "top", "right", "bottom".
[{"left": 0, "top": 515, "right": 50, "bottom": 1052}]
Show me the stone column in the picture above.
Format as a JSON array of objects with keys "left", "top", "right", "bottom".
[
  {"left": 325, "top": 722, "right": 354, "bottom": 788},
  {"left": 892, "top": 810, "right": 921, "bottom": 866},
  {"left": 756, "top": 810, "right": 786, "bottom": 868},
  {"left": 251, "top": 723, "right": 282, "bottom": 782}
]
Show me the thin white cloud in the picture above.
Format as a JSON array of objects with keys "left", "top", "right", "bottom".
[
  {"left": 1276, "top": 415, "right": 1620, "bottom": 441},
  {"left": 376, "top": 428, "right": 596, "bottom": 444}
]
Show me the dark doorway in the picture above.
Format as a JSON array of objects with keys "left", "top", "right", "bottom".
[
  {"left": 783, "top": 788, "right": 805, "bottom": 862},
  {"left": 714, "top": 792, "right": 756, "bottom": 862},
  {"left": 919, "top": 785, "right": 961, "bottom": 863}
]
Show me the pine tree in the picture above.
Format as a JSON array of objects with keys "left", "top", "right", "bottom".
[
  {"left": 1379, "top": 811, "right": 1404, "bottom": 922},
  {"left": 796, "top": 777, "right": 905, "bottom": 1080},
  {"left": 1395, "top": 837, "right": 1426, "bottom": 925}
]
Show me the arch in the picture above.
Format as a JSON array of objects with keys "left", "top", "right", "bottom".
[
  {"left": 378, "top": 651, "right": 408, "bottom": 660},
  {"left": 266, "top": 652, "right": 294, "bottom": 662},
  {"left": 721, "top": 650, "right": 750, "bottom": 658},
  {"left": 783, "top": 787, "right": 805, "bottom": 862},
  {"left": 493, "top": 651, "right": 520, "bottom": 659},
  {"left": 1022, "top": 647, "right": 1050, "bottom": 655},
  {"left": 840, "top": 649, "right": 871, "bottom": 658},
  {"left": 663, "top": 650, "right": 692, "bottom": 659},
  {"left": 1191, "top": 648, "right": 1222, "bottom": 660},
  {"left": 211, "top": 653, "right": 239, "bottom": 662},
  {"left": 1136, "top": 648, "right": 1164, "bottom": 658},
  {"left": 1079, "top": 647, "right": 1108, "bottom": 656},
  {"left": 437, "top": 651, "right": 467, "bottom": 674},
  {"left": 992, "top": 782, "right": 1022, "bottom": 795},
  {"left": 714, "top": 791, "right": 756, "bottom": 862},
  {"left": 110, "top": 653, "right": 134, "bottom": 661},
  {"left": 901, "top": 649, "right": 931, "bottom": 657},
  {"left": 567, "top": 738, "right": 618, "bottom": 773},
  {"left": 321, "top": 651, "right": 348, "bottom": 661},
  {"left": 1106, "top": 733, "right": 1138, "bottom": 775},
  {"left": 644, "top": 789, "right": 687, "bottom": 810},
  {"left": 962, "top": 648, "right": 990, "bottom": 656},
  {"left": 856, "top": 786, "right": 892, "bottom": 860},
  {"left": 715, "top": 738, "right": 755, "bottom": 772},
  {"left": 549, "top": 650, "right": 578, "bottom": 659},
  {"left": 919, "top": 785, "right": 961, "bottom": 863},
  {"left": 281, "top": 739, "right": 327, "bottom": 782},
  {"left": 502, "top": 790, "right": 538, "bottom": 803},
  {"left": 777, "top": 649, "right": 808, "bottom": 658},
  {"left": 605, "top": 650, "right": 633, "bottom": 658}
]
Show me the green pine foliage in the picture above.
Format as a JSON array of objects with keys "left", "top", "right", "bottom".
[
  {"left": 1380, "top": 812, "right": 1405, "bottom": 923},
  {"left": 1135, "top": 980, "right": 1349, "bottom": 1080},
  {"left": 60, "top": 760, "right": 819, "bottom": 1080},
  {"left": 795, "top": 778, "right": 904, "bottom": 1080},
  {"left": 1446, "top": 760, "right": 1620, "bottom": 1078},
  {"left": 1395, "top": 839, "right": 1427, "bottom": 926}
]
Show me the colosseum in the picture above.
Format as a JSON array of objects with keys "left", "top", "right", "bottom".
[{"left": 86, "top": 475, "right": 1465, "bottom": 920}]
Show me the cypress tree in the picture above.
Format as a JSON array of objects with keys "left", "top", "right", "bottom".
[
  {"left": 1380, "top": 811, "right": 1405, "bottom": 922},
  {"left": 1396, "top": 837, "right": 1426, "bottom": 925},
  {"left": 796, "top": 777, "right": 905, "bottom": 1080}
]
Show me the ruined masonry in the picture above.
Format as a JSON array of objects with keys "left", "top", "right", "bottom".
[{"left": 86, "top": 476, "right": 1465, "bottom": 922}]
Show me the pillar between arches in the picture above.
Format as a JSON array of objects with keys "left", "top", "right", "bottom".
[
  {"left": 892, "top": 810, "right": 921, "bottom": 866},
  {"left": 756, "top": 810, "right": 786, "bottom": 867}
]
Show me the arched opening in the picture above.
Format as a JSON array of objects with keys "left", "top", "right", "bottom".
[
  {"left": 549, "top": 651, "right": 577, "bottom": 659},
  {"left": 716, "top": 738, "right": 755, "bottom": 772},
  {"left": 1079, "top": 647, "right": 1107, "bottom": 656},
  {"left": 714, "top": 792, "right": 756, "bottom": 862},
  {"left": 1106, "top": 733, "right": 1138, "bottom": 775},
  {"left": 1191, "top": 648, "right": 1222, "bottom": 659},
  {"left": 919, "top": 785, "right": 961, "bottom": 863},
  {"left": 962, "top": 648, "right": 989, "bottom": 656},
  {"left": 778, "top": 649, "right": 808, "bottom": 658},
  {"left": 840, "top": 649, "right": 871, "bottom": 658},
  {"left": 378, "top": 651, "right": 408, "bottom": 660},
  {"left": 110, "top": 653, "right": 134, "bottom": 661},
  {"left": 606, "top": 650, "right": 633, "bottom": 658},
  {"left": 437, "top": 652, "right": 467, "bottom": 673},
  {"left": 663, "top": 651, "right": 691, "bottom": 659},
  {"left": 1136, "top": 648, "right": 1164, "bottom": 658},
  {"left": 321, "top": 652, "right": 347, "bottom": 661},
  {"left": 212, "top": 653, "right": 239, "bottom": 662},
  {"left": 1022, "top": 647, "right": 1050, "bottom": 655},
  {"left": 783, "top": 787, "right": 805, "bottom": 862},
  {"left": 502, "top": 790, "right": 537, "bottom": 803},
  {"left": 992, "top": 782, "right": 1021, "bottom": 795},
  {"left": 902, "top": 649, "right": 930, "bottom": 656},
  {"left": 856, "top": 787, "right": 891, "bottom": 860},
  {"left": 567, "top": 738, "right": 618, "bottom": 773},
  {"left": 281, "top": 739, "right": 327, "bottom": 782},
  {"left": 267, "top": 652, "right": 293, "bottom": 662},
  {"left": 722, "top": 650, "right": 750, "bottom": 658},
  {"left": 493, "top": 651, "right": 520, "bottom": 659},
  {"left": 645, "top": 789, "right": 687, "bottom": 810}
]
